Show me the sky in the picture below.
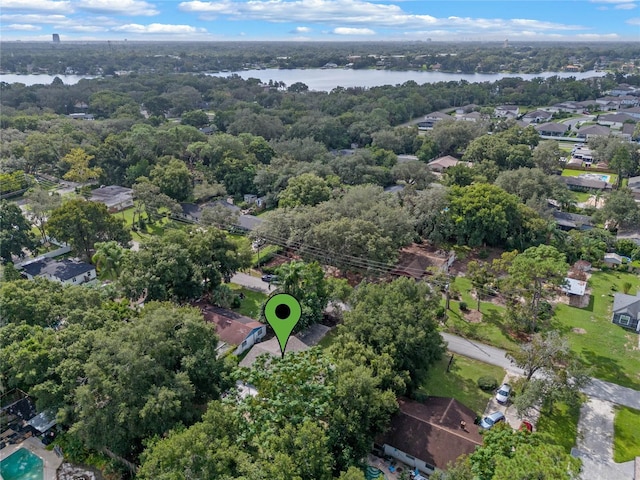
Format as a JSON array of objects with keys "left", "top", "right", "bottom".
[{"left": 0, "top": 0, "right": 639, "bottom": 42}]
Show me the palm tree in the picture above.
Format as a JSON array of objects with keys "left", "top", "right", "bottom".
[{"left": 92, "top": 241, "right": 125, "bottom": 280}]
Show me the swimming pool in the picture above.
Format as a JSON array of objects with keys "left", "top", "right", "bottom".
[
  {"left": 580, "top": 173, "right": 610, "bottom": 182},
  {"left": 0, "top": 448, "right": 43, "bottom": 480}
]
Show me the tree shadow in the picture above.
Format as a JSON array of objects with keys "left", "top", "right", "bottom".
[{"left": 581, "top": 349, "right": 634, "bottom": 389}]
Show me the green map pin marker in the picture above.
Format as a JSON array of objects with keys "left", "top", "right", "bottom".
[{"left": 263, "top": 293, "right": 302, "bottom": 358}]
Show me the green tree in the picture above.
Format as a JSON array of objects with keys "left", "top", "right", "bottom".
[
  {"left": 279, "top": 173, "right": 332, "bottom": 208},
  {"left": 504, "top": 245, "right": 569, "bottom": 332},
  {"left": 150, "top": 158, "right": 193, "bottom": 202},
  {"left": 273, "top": 261, "right": 330, "bottom": 332},
  {"left": 391, "top": 160, "right": 435, "bottom": 189},
  {"left": 180, "top": 109, "right": 210, "bottom": 128},
  {"left": 467, "top": 260, "right": 495, "bottom": 311},
  {"left": 0, "top": 200, "right": 36, "bottom": 264},
  {"left": 24, "top": 185, "right": 62, "bottom": 242},
  {"left": 91, "top": 241, "right": 125, "bottom": 280},
  {"left": 337, "top": 277, "right": 445, "bottom": 393},
  {"left": 132, "top": 178, "right": 181, "bottom": 226},
  {"left": 201, "top": 203, "right": 240, "bottom": 230},
  {"left": 532, "top": 141, "right": 563, "bottom": 174},
  {"left": 596, "top": 188, "right": 640, "bottom": 230},
  {"left": 47, "top": 199, "right": 131, "bottom": 261},
  {"left": 62, "top": 148, "right": 103, "bottom": 184},
  {"left": 71, "top": 302, "right": 227, "bottom": 456},
  {"left": 469, "top": 423, "right": 580, "bottom": 480}
]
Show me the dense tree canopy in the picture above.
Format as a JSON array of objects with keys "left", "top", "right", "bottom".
[
  {"left": 0, "top": 200, "right": 36, "bottom": 264},
  {"left": 46, "top": 199, "right": 131, "bottom": 261}
]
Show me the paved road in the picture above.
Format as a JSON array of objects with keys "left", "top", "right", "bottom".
[
  {"left": 231, "top": 272, "right": 271, "bottom": 293},
  {"left": 573, "top": 398, "right": 635, "bottom": 480},
  {"left": 441, "top": 333, "right": 640, "bottom": 410},
  {"left": 229, "top": 274, "right": 640, "bottom": 410}
]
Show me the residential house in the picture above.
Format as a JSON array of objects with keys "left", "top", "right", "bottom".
[
  {"left": 427, "top": 155, "right": 469, "bottom": 172},
  {"left": 596, "top": 113, "right": 636, "bottom": 129},
  {"left": 577, "top": 125, "right": 611, "bottom": 140},
  {"left": 609, "top": 84, "right": 637, "bottom": 96},
  {"left": 175, "top": 202, "right": 263, "bottom": 231},
  {"left": 595, "top": 96, "right": 622, "bottom": 111},
  {"left": 611, "top": 292, "right": 640, "bottom": 332},
  {"left": 618, "top": 123, "right": 636, "bottom": 142},
  {"left": 239, "top": 335, "right": 309, "bottom": 368},
  {"left": 620, "top": 106, "right": 640, "bottom": 120},
  {"left": 603, "top": 253, "right": 625, "bottom": 267},
  {"left": 561, "top": 277, "right": 589, "bottom": 308},
  {"left": 376, "top": 397, "right": 482, "bottom": 477},
  {"left": 177, "top": 202, "right": 202, "bottom": 222},
  {"left": 617, "top": 229, "right": 640, "bottom": 246},
  {"left": 243, "top": 194, "right": 266, "bottom": 208},
  {"left": 21, "top": 258, "right": 96, "bottom": 285},
  {"left": 456, "top": 111, "right": 485, "bottom": 122},
  {"left": 455, "top": 104, "right": 478, "bottom": 115},
  {"left": 198, "top": 304, "right": 267, "bottom": 356},
  {"left": 551, "top": 211, "right": 593, "bottom": 231},
  {"left": 416, "top": 112, "right": 453, "bottom": 130},
  {"left": 548, "top": 102, "right": 584, "bottom": 114},
  {"left": 89, "top": 185, "right": 133, "bottom": 213},
  {"left": 561, "top": 176, "right": 613, "bottom": 192},
  {"left": 535, "top": 122, "right": 568, "bottom": 137},
  {"left": 494, "top": 105, "right": 519, "bottom": 118},
  {"left": 522, "top": 110, "right": 553, "bottom": 124}
]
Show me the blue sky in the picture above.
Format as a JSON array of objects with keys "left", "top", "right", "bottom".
[{"left": 1, "top": 0, "right": 639, "bottom": 41}]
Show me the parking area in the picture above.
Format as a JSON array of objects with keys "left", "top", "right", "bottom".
[{"left": 481, "top": 374, "right": 539, "bottom": 431}]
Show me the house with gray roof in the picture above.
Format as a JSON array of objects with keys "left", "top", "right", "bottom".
[
  {"left": 89, "top": 185, "right": 133, "bottom": 212},
  {"left": 21, "top": 258, "right": 96, "bottom": 285},
  {"left": 551, "top": 211, "right": 593, "bottom": 231},
  {"left": 522, "top": 110, "right": 553, "bottom": 124},
  {"left": 535, "top": 122, "right": 568, "bottom": 137},
  {"left": 577, "top": 125, "right": 611, "bottom": 139},
  {"left": 612, "top": 292, "right": 640, "bottom": 332}
]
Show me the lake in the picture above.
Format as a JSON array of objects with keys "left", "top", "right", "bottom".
[
  {"left": 206, "top": 68, "right": 607, "bottom": 92},
  {"left": 0, "top": 69, "right": 606, "bottom": 90},
  {"left": 0, "top": 73, "right": 96, "bottom": 86}
]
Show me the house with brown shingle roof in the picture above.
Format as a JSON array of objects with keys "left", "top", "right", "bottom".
[
  {"left": 376, "top": 397, "right": 482, "bottom": 477},
  {"left": 196, "top": 303, "right": 266, "bottom": 357}
]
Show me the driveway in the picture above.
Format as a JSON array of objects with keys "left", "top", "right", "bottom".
[
  {"left": 231, "top": 272, "right": 271, "bottom": 293},
  {"left": 572, "top": 398, "right": 635, "bottom": 480}
]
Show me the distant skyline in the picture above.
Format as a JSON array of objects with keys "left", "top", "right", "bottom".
[{"left": 1, "top": 0, "right": 639, "bottom": 42}]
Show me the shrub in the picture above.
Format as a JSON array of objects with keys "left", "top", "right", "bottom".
[
  {"left": 623, "top": 282, "right": 633, "bottom": 294},
  {"left": 477, "top": 376, "right": 498, "bottom": 391},
  {"left": 478, "top": 249, "right": 489, "bottom": 260},
  {"left": 459, "top": 301, "right": 468, "bottom": 312},
  {"left": 435, "top": 306, "right": 446, "bottom": 319}
]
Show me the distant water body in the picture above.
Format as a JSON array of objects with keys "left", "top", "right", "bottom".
[
  {"left": 0, "top": 69, "right": 606, "bottom": 90},
  {"left": 206, "top": 68, "right": 607, "bottom": 92}
]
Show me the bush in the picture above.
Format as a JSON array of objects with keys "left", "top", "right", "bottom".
[
  {"left": 478, "top": 249, "right": 489, "bottom": 260},
  {"left": 435, "top": 306, "right": 446, "bottom": 319},
  {"left": 477, "top": 376, "right": 498, "bottom": 391},
  {"left": 459, "top": 301, "right": 468, "bottom": 312}
]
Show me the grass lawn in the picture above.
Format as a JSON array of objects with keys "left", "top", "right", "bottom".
[
  {"left": 116, "top": 207, "right": 185, "bottom": 240},
  {"left": 419, "top": 354, "right": 506, "bottom": 415},
  {"left": 613, "top": 406, "right": 640, "bottom": 462},
  {"left": 318, "top": 328, "right": 338, "bottom": 349},
  {"left": 229, "top": 284, "right": 267, "bottom": 319},
  {"left": 536, "top": 401, "right": 581, "bottom": 453},
  {"left": 573, "top": 191, "right": 592, "bottom": 203},
  {"left": 442, "top": 277, "right": 519, "bottom": 353},
  {"left": 551, "top": 271, "right": 640, "bottom": 390}
]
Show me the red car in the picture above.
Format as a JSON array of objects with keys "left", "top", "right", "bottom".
[{"left": 519, "top": 421, "right": 533, "bottom": 432}]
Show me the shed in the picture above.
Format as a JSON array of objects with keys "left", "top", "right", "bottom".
[{"left": 561, "top": 277, "right": 589, "bottom": 308}]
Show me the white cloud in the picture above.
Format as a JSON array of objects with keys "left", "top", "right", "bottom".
[
  {"left": 0, "top": 13, "right": 70, "bottom": 24},
  {"left": 112, "top": 23, "right": 205, "bottom": 33},
  {"left": 0, "top": 0, "right": 72, "bottom": 13},
  {"left": 626, "top": 16, "right": 640, "bottom": 23},
  {"left": 616, "top": 2, "right": 637, "bottom": 8},
  {"left": 75, "top": 0, "right": 159, "bottom": 16},
  {"left": 64, "top": 25, "right": 110, "bottom": 32},
  {"left": 333, "top": 27, "right": 375, "bottom": 35},
  {"left": 2, "top": 24, "right": 42, "bottom": 31},
  {"left": 177, "top": 0, "right": 585, "bottom": 34},
  {"left": 293, "top": 26, "right": 311, "bottom": 33},
  {"left": 575, "top": 33, "right": 620, "bottom": 39}
]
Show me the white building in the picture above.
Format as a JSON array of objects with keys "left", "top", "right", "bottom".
[{"left": 21, "top": 258, "right": 97, "bottom": 285}]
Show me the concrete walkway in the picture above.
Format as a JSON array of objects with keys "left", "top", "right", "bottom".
[{"left": 573, "top": 398, "right": 635, "bottom": 480}]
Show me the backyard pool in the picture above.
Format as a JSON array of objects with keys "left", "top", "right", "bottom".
[
  {"left": 580, "top": 173, "right": 611, "bottom": 182},
  {"left": 0, "top": 448, "right": 43, "bottom": 480}
]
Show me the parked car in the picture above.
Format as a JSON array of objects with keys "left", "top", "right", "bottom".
[
  {"left": 519, "top": 420, "right": 533, "bottom": 432},
  {"left": 495, "top": 383, "right": 511, "bottom": 404},
  {"left": 261, "top": 274, "right": 278, "bottom": 283},
  {"left": 479, "top": 411, "right": 505, "bottom": 430}
]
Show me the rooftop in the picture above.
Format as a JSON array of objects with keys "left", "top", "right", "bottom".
[
  {"left": 21, "top": 258, "right": 94, "bottom": 281},
  {"left": 377, "top": 397, "right": 482, "bottom": 470}
]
